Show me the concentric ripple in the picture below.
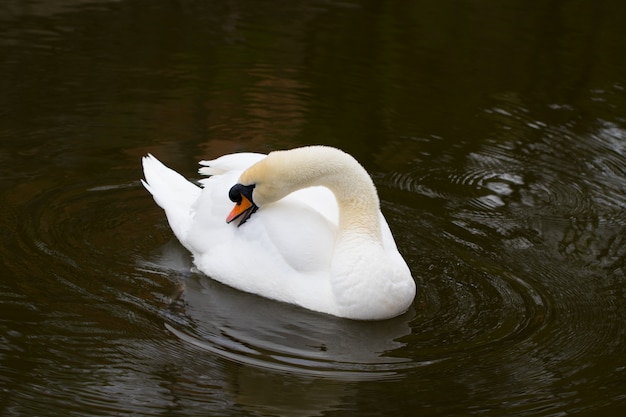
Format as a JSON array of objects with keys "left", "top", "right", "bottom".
[
  {"left": 373, "top": 108, "right": 626, "bottom": 412},
  {"left": 384, "top": 114, "right": 626, "bottom": 226},
  {"left": 0, "top": 175, "right": 197, "bottom": 414},
  {"left": 1, "top": 175, "right": 179, "bottom": 329},
  {"left": 2, "top": 128, "right": 624, "bottom": 414}
]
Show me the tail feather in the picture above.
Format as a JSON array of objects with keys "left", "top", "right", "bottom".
[{"left": 142, "top": 154, "right": 201, "bottom": 242}]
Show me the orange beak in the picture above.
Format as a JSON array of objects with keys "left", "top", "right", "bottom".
[{"left": 226, "top": 194, "right": 255, "bottom": 224}]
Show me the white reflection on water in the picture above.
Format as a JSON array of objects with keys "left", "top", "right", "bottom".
[{"left": 145, "top": 239, "right": 421, "bottom": 382}]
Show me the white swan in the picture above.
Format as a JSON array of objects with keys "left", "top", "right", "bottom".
[{"left": 142, "top": 146, "right": 415, "bottom": 320}]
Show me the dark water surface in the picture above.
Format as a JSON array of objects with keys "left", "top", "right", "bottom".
[{"left": 2, "top": 1, "right": 626, "bottom": 416}]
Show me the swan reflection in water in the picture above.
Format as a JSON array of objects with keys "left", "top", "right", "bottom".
[
  {"left": 149, "top": 237, "right": 416, "bottom": 374},
  {"left": 143, "top": 239, "right": 416, "bottom": 416}
]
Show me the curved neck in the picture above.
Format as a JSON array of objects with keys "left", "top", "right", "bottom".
[
  {"left": 291, "top": 147, "right": 382, "bottom": 241},
  {"left": 330, "top": 179, "right": 382, "bottom": 242},
  {"left": 244, "top": 146, "right": 382, "bottom": 241}
]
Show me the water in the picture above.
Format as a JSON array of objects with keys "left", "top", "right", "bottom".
[{"left": 1, "top": 0, "right": 626, "bottom": 415}]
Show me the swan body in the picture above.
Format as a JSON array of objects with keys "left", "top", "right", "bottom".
[{"left": 142, "top": 146, "right": 415, "bottom": 320}]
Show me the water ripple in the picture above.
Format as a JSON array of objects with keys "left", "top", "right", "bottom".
[
  {"left": 374, "top": 112, "right": 626, "bottom": 413},
  {"left": 1, "top": 137, "right": 624, "bottom": 414},
  {"left": 383, "top": 118, "right": 626, "bottom": 228},
  {"left": 140, "top": 200, "right": 553, "bottom": 382}
]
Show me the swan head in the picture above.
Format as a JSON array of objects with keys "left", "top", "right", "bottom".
[
  {"left": 225, "top": 146, "right": 380, "bottom": 231},
  {"left": 225, "top": 149, "right": 305, "bottom": 226},
  {"left": 226, "top": 183, "right": 258, "bottom": 226}
]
